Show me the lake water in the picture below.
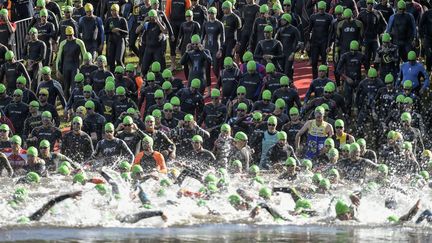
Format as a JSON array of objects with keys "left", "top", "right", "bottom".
[{"left": 1, "top": 224, "right": 432, "bottom": 242}]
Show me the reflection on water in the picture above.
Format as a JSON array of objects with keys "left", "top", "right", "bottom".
[{"left": 1, "top": 224, "right": 432, "bottom": 242}]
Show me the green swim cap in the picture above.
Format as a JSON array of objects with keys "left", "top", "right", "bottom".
[
  {"left": 83, "top": 85, "right": 92, "bottom": 92},
  {"left": 184, "top": 114, "right": 194, "bottom": 122},
  {"left": 259, "top": 187, "right": 272, "bottom": 199},
  {"left": 252, "top": 111, "right": 263, "bottom": 121},
  {"left": 328, "top": 148, "right": 339, "bottom": 158},
  {"left": 312, "top": 173, "right": 323, "bottom": 184},
  {"left": 122, "top": 115, "right": 134, "bottom": 125},
  {"left": 154, "top": 89, "right": 164, "bottom": 98},
  {"left": 302, "top": 159, "right": 313, "bottom": 170},
  {"left": 73, "top": 173, "right": 87, "bottom": 185},
  {"left": 335, "top": 199, "right": 351, "bottom": 216},
  {"left": 104, "top": 122, "right": 114, "bottom": 132},
  {"left": 148, "top": 9, "right": 157, "bottom": 17},
  {"left": 222, "top": 1, "right": 232, "bottom": 9},
  {"left": 228, "top": 194, "right": 241, "bottom": 205},
  {"left": 368, "top": 68, "right": 377, "bottom": 78},
  {"left": 357, "top": 138, "right": 366, "bottom": 147},
  {"left": 382, "top": 33, "right": 391, "bottom": 42},
  {"left": 334, "top": 5, "right": 343, "bottom": 14},
  {"left": 280, "top": 76, "right": 289, "bottom": 85},
  {"left": 211, "top": 88, "right": 221, "bottom": 97},
  {"left": 152, "top": 109, "right": 162, "bottom": 118},
  {"left": 267, "top": 115, "right": 278, "bottom": 125},
  {"left": 387, "top": 215, "right": 400, "bottom": 223},
  {"left": 317, "top": 1, "right": 326, "bottom": 9},
  {"left": 84, "top": 100, "right": 95, "bottom": 109},
  {"left": 265, "top": 63, "right": 275, "bottom": 73},
  {"left": 5, "top": 50, "right": 14, "bottom": 61},
  {"left": 247, "top": 61, "right": 257, "bottom": 71},
  {"left": 119, "top": 161, "right": 131, "bottom": 171},
  {"left": 220, "top": 123, "right": 231, "bottom": 133},
  {"left": 58, "top": 165, "right": 71, "bottom": 176},
  {"left": 349, "top": 143, "right": 360, "bottom": 153},
  {"left": 116, "top": 86, "right": 126, "bottom": 95},
  {"left": 403, "top": 97, "right": 413, "bottom": 104},
  {"left": 259, "top": 4, "right": 269, "bottom": 13},
  {"left": 325, "top": 138, "right": 335, "bottom": 147},
  {"left": 17, "top": 76, "right": 27, "bottom": 85},
  {"left": 242, "top": 51, "right": 253, "bottom": 62},
  {"left": 403, "top": 80, "right": 413, "bottom": 89},
  {"left": 160, "top": 178, "right": 172, "bottom": 187},
  {"left": 275, "top": 98, "right": 286, "bottom": 109},
  {"left": 403, "top": 141, "right": 412, "bottom": 151},
  {"left": 334, "top": 119, "right": 344, "bottom": 127},
  {"left": 191, "top": 78, "right": 201, "bottom": 88},
  {"left": 192, "top": 135, "right": 203, "bottom": 143},
  {"left": 262, "top": 90, "right": 272, "bottom": 100},
  {"left": 277, "top": 131, "right": 287, "bottom": 141},
  {"left": 343, "top": 8, "right": 352, "bottom": 18},
  {"left": 224, "top": 57, "right": 233, "bottom": 67},
  {"left": 315, "top": 106, "right": 325, "bottom": 114},
  {"left": 114, "top": 66, "right": 124, "bottom": 74},
  {"left": 142, "top": 135, "right": 154, "bottom": 148},
  {"left": 295, "top": 198, "right": 312, "bottom": 211},
  {"left": 205, "top": 173, "right": 217, "bottom": 183},
  {"left": 10, "top": 135, "right": 22, "bottom": 146},
  {"left": 125, "top": 63, "right": 135, "bottom": 72},
  {"left": 401, "top": 112, "right": 412, "bottom": 122},
  {"left": 26, "top": 171, "right": 40, "bottom": 183},
  {"left": 105, "top": 81, "right": 115, "bottom": 91},
  {"left": 208, "top": 6, "right": 217, "bottom": 14},
  {"left": 131, "top": 164, "right": 144, "bottom": 174},
  {"left": 237, "top": 86, "right": 246, "bottom": 94},
  {"left": 41, "top": 66, "right": 51, "bottom": 75},
  {"left": 397, "top": 0, "right": 406, "bottom": 9},
  {"left": 157, "top": 188, "right": 166, "bottom": 197},
  {"left": 95, "top": 184, "right": 107, "bottom": 195},
  {"left": 231, "top": 160, "right": 242, "bottom": 168},
  {"left": 285, "top": 157, "right": 297, "bottom": 166},
  {"left": 147, "top": 72, "right": 156, "bottom": 81},
  {"left": 0, "top": 124, "right": 9, "bottom": 131},
  {"left": 350, "top": 40, "right": 359, "bottom": 51},
  {"left": 377, "top": 164, "right": 389, "bottom": 175},
  {"left": 74, "top": 73, "right": 84, "bottom": 83},
  {"left": 151, "top": 61, "right": 161, "bottom": 73},
  {"left": 407, "top": 51, "right": 416, "bottom": 61},
  {"left": 170, "top": 96, "right": 180, "bottom": 106},
  {"left": 324, "top": 82, "right": 336, "bottom": 92},
  {"left": 162, "top": 81, "right": 172, "bottom": 90},
  {"left": 237, "top": 102, "right": 247, "bottom": 111},
  {"left": 289, "top": 107, "right": 299, "bottom": 115},
  {"left": 318, "top": 65, "right": 328, "bottom": 72},
  {"left": 329, "top": 168, "right": 340, "bottom": 179},
  {"left": 319, "top": 178, "right": 331, "bottom": 190},
  {"left": 384, "top": 74, "right": 394, "bottom": 83},
  {"left": 191, "top": 34, "right": 201, "bottom": 44},
  {"left": 27, "top": 146, "right": 38, "bottom": 157},
  {"left": 234, "top": 131, "right": 248, "bottom": 141},
  {"left": 282, "top": 13, "right": 292, "bottom": 23},
  {"left": 162, "top": 69, "right": 173, "bottom": 79},
  {"left": 97, "top": 55, "right": 107, "bottom": 63},
  {"left": 263, "top": 25, "right": 273, "bottom": 32},
  {"left": 39, "top": 8, "right": 48, "bottom": 17},
  {"left": 249, "top": 165, "right": 260, "bottom": 174}
]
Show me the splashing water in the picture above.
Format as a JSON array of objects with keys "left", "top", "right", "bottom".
[{"left": 1, "top": 156, "right": 432, "bottom": 241}]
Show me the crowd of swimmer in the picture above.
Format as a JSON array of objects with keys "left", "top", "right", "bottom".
[{"left": 1, "top": 0, "right": 432, "bottom": 226}]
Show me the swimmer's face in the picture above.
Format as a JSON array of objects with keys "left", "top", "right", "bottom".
[
  {"left": 277, "top": 139, "right": 286, "bottom": 147},
  {"left": 192, "top": 141, "right": 201, "bottom": 151}
]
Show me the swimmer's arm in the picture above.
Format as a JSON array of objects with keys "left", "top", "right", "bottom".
[
  {"left": 118, "top": 211, "right": 166, "bottom": 223},
  {"left": 295, "top": 121, "right": 310, "bottom": 149},
  {"left": 0, "top": 153, "right": 13, "bottom": 177},
  {"left": 29, "top": 191, "right": 82, "bottom": 221},
  {"left": 399, "top": 199, "right": 421, "bottom": 222},
  {"left": 326, "top": 123, "right": 334, "bottom": 137}
]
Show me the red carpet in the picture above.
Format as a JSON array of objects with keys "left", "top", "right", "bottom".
[{"left": 173, "top": 61, "right": 334, "bottom": 100}]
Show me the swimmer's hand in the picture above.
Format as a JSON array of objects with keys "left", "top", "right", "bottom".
[
  {"left": 161, "top": 212, "right": 168, "bottom": 222},
  {"left": 349, "top": 194, "right": 361, "bottom": 207},
  {"left": 70, "top": 191, "right": 82, "bottom": 199}
]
